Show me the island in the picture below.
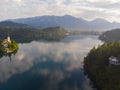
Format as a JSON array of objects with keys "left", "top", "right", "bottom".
[
  {"left": 84, "top": 42, "right": 120, "bottom": 90},
  {"left": 0, "top": 34, "right": 18, "bottom": 53}
]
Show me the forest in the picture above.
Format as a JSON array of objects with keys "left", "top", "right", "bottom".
[
  {"left": 84, "top": 42, "right": 120, "bottom": 90},
  {"left": 0, "top": 26, "right": 68, "bottom": 43}
]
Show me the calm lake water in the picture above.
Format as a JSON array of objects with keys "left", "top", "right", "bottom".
[{"left": 0, "top": 35, "right": 102, "bottom": 90}]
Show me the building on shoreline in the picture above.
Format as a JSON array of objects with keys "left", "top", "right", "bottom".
[
  {"left": 109, "top": 56, "right": 120, "bottom": 65},
  {"left": 2, "top": 34, "right": 11, "bottom": 48}
]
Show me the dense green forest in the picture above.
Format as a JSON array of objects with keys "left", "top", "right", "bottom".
[
  {"left": 0, "top": 26, "right": 68, "bottom": 43},
  {"left": 84, "top": 42, "right": 120, "bottom": 90}
]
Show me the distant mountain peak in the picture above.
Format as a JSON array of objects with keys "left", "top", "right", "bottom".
[
  {"left": 7, "top": 15, "right": 120, "bottom": 30},
  {"left": 63, "top": 15, "right": 75, "bottom": 18}
]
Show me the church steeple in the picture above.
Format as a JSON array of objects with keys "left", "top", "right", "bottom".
[{"left": 7, "top": 33, "right": 11, "bottom": 43}]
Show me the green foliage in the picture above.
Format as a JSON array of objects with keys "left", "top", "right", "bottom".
[
  {"left": 8, "top": 40, "right": 19, "bottom": 52},
  {"left": 0, "top": 40, "right": 18, "bottom": 54},
  {"left": 84, "top": 42, "right": 120, "bottom": 90},
  {"left": 0, "top": 27, "right": 68, "bottom": 43}
]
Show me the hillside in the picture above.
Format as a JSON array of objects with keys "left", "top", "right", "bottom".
[
  {"left": 10, "top": 15, "right": 120, "bottom": 30},
  {"left": 84, "top": 42, "right": 120, "bottom": 90},
  {"left": 0, "top": 21, "right": 30, "bottom": 27},
  {"left": 99, "top": 28, "right": 120, "bottom": 42},
  {"left": 0, "top": 26, "right": 68, "bottom": 43}
]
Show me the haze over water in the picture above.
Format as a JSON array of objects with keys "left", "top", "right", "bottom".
[{"left": 0, "top": 35, "right": 102, "bottom": 90}]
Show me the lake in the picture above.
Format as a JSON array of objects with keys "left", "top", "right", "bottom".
[{"left": 0, "top": 35, "right": 102, "bottom": 90}]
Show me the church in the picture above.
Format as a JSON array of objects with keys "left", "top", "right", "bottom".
[{"left": 2, "top": 34, "right": 11, "bottom": 48}]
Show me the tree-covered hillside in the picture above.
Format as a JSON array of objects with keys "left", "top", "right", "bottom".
[
  {"left": 0, "top": 26, "right": 68, "bottom": 43},
  {"left": 84, "top": 42, "right": 120, "bottom": 90},
  {"left": 99, "top": 28, "right": 120, "bottom": 42}
]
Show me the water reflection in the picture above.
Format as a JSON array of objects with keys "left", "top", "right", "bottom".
[
  {"left": 0, "top": 35, "right": 102, "bottom": 90},
  {"left": 0, "top": 50, "right": 18, "bottom": 61}
]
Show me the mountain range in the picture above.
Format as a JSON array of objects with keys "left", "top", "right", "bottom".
[
  {"left": 0, "top": 21, "right": 29, "bottom": 28},
  {"left": 1, "top": 15, "right": 120, "bottom": 30}
]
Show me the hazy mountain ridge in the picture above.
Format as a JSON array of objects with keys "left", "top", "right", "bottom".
[
  {"left": 9, "top": 15, "right": 120, "bottom": 30},
  {"left": 0, "top": 21, "right": 30, "bottom": 28},
  {"left": 99, "top": 28, "right": 120, "bottom": 42}
]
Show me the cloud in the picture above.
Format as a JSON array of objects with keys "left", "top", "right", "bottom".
[
  {"left": 0, "top": 0, "right": 120, "bottom": 22},
  {"left": 0, "top": 36, "right": 102, "bottom": 83},
  {"left": 12, "top": 0, "right": 21, "bottom": 3}
]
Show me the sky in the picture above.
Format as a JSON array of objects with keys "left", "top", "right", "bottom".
[{"left": 0, "top": 0, "right": 120, "bottom": 22}]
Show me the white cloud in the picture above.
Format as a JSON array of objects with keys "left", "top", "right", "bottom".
[
  {"left": 12, "top": 0, "right": 21, "bottom": 2},
  {"left": 0, "top": 36, "right": 102, "bottom": 82},
  {"left": 0, "top": 0, "right": 120, "bottom": 22}
]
